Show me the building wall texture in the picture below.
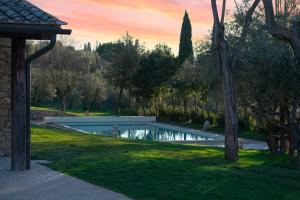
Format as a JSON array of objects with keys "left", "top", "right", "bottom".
[{"left": 0, "top": 38, "right": 11, "bottom": 156}]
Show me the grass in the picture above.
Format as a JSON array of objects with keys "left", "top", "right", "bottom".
[
  {"left": 31, "top": 126, "right": 300, "bottom": 200},
  {"left": 31, "top": 106, "right": 115, "bottom": 117}
]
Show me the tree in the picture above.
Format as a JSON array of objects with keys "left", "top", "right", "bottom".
[
  {"left": 262, "top": 0, "right": 300, "bottom": 62},
  {"left": 261, "top": 0, "right": 300, "bottom": 169},
  {"left": 232, "top": 4, "right": 299, "bottom": 153},
  {"left": 76, "top": 71, "right": 107, "bottom": 111},
  {"left": 102, "top": 33, "right": 144, "bottom": 113},
  {"left": 33, "top": 38, "right": 96, "bottom": 111},
  {"left": 194, "top": 40, "right": 221, "bottom": 116},
  {"left": 84, "top": 42, "right": 92, "bottom": 52},
  {"left": 211, "top": 0, "right": 260, "bottom": 161},
  {"left": 178, "top": 11, "right": 193, "bottom": 65},
  {"left": 171, "top": 60, "right": 198, "bottom": 119},
  {"left": 131, "top": 44, "right": 177, "bottom": 114},
  {"left": 31, "top": 67, "right": 55, "bottom": 105}
]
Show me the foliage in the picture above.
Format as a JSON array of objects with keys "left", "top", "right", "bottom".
[
  {"left": 31, "top": 38, "right": 105, "bottom": 112},
  {"left": 131, "top": 44, "right": 177, "bottom": 107},
  {"left": 101, "top": 33, "right": 144, "bottom": 113},
  {"left": 231, "top": 1, "right": 300, "bottom": 158}
]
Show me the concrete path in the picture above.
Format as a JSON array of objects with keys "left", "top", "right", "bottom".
[
  {"left": 0, "top": 157, "right": 132, "bottom": 200},
  {"left": 172, "top": 138, "right": 268, "bottom": 150},
  {"left": 155, "top": 122, "right": 269, "bottom": 150}
]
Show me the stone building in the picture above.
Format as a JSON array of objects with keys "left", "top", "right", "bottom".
[
  {"left": 0, "top": 38, "right": 11, "bottom": 156},
  {"left": 0, "top": 0, "right": 71, "bottom": 170}
]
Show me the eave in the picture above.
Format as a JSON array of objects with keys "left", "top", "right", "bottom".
[{"left": 0, "top": 23, "right": 72, "bottom": 40}]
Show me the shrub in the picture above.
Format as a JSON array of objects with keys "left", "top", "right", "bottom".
[
  {"left": 216, "top": 114, "right": 225, "bottom": 127},
  {"left": 190, "top": 111, "right": 205, "bottom": 124},
  {"left": 168, "top": 110, "right": 183, "bottom": 121},
  {"left": 238, "top": 117, "right": 250, "bottom": 130}
]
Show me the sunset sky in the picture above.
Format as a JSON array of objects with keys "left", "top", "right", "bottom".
[{"left": 29, "top": 0, "right": 236, "bottom": 54}]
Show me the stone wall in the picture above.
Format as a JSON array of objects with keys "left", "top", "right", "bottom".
[
  {"left": 31, "top": 110, "right": 76, "bottom": 120},
  {"left": 0, "top": 38, "right": 11, "bottom": 156}
]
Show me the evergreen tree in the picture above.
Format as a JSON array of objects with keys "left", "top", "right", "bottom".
[
  {"left": 84, "top": 42, "right": 92, "bottom": 51},
  {"left": 178, "top": 11, "right": 193, "bottom": 65}
]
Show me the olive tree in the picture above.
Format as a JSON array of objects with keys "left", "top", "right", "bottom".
[{"left": 211, "top": 0, "right": 261, "bottom": 161}]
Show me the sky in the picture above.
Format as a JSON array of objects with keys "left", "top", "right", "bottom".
[{"left": 29, "top": 0, "right": 236, "bottom": 54}]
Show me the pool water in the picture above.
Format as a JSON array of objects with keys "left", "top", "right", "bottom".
[{"left": 61, "top": 123, "right": 217, "bottom": 142}]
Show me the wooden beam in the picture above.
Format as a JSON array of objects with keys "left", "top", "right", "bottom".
[
  {"left": 0, "top": 33, "right": 54, "bottom": 40},
  {"left": 11, "top": 37, "right": 28, "bottom": 171},
  {"left": 25, "top": 51, "right": 31, "bottom": 170}
]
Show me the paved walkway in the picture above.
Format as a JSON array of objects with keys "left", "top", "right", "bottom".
[
  {"left": 154, "top": 123, "right": 269, "bottom": 150},
  {"left": 172, "top": 138, "right": 268, "bottom": 150},
  {"left": 0, "top": 157, "right": 132, "bottom": 200}
]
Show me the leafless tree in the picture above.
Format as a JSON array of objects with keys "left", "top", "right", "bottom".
[{"left": 211, "top": 0, "right": 260, "bottom": 161}]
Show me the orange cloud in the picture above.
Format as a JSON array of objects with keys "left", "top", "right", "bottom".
[{"left": 29, "top": 0, "right": 237, "bottom": 53}]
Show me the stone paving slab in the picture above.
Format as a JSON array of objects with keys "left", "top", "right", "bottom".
[{"left": 0, "top": 157, "right": 132, "bottom": 200}]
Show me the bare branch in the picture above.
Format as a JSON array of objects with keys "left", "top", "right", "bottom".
[
  {"left": 221, "top": 0, "right": 227, "bottom": 25},
  {"left": 234, "top": 0, "right": 242, "bottom": 16},
  {"left": 262, "top": 0, "right": 293, "bottom": 41},
  {"left": 262, "top": 0, "right": 300, "bottom": 62},
  {"left": 211, "top": 0, "right": 220, "bottom": 45},
  {"left": 248, "top": 104, "right": 282, "bottom": 116},
  {"left": 229, "top": 0, "right": 261, "bottom": 69}
]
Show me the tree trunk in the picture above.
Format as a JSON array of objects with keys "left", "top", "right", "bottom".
[
  {"left": 61, "top": 95, "right": 67, "bottom": 112},
  {"left": 279, "top": 105, "right": 286, "bottom": 153},
  {"left": 297, "top": 144, "right": 300, "bottom": 170},
  {"left": 183, "top": 97, "right": 188, "bottom": 120},
  {"left": 193, "top": 95, "right": 197, "bottom": 114},
  {"left": 211, "top": 0, "right": 260, "bottom": 162},
  {"left": 288, "top": 133, "right": 296, "bottom": 159},
  {"left": 116, "top": 87, "right": 124, "bottom": 114},
  {"left": 155, "top": 97, "right": 159, "bottom": 117},
  {"left": 204, "top": 93, "right": 210, "bottom": 117},
  {"left": 267, "top": 132, "right": 278, "bottom": 154},
  {"left": 291, "top": 42, "right": 300, "bottom": 64},
  {"left": 287, "top": 107, "right": 300, "bottom": 167},
  {"left": 220, "top": 42, "right": 239, "bottom": 161}
]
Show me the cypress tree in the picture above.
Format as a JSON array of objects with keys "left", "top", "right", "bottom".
[{"left": 178, "top": 11, "right": 193, "bottom": 65}]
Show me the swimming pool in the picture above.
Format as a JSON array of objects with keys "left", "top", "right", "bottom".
[
  {"left": 57, "top": 122, "right": 222, "bottom": 142},
  {"left": 44, "top": 117, "right": 267, "bottom": 150},
  {"left": 45, "top": 116, "right": 224, "bottom": 142}
]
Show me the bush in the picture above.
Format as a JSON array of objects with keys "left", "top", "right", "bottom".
[
  {"left": 190, "top": 111, "right": 205, "bottom": 124},
  {"left": 238, "top": 117, "right": 250, "bottom": 130},
  {"left": 157, "top": 108, "right": 189, "bottom": 122},
  {"left": 157, "top": 109, "right": 168, "bottom": 120},
  {"left": 249, "top": 116, "right": 257, "bottom": 131},
  {"left": 216, "top": 114, "right": 225, "bottom": 127},
  {"left": 168, "top": 110, "right": 183, "bottom": 121}
]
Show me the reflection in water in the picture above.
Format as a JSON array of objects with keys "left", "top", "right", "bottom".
[{"left": 64, "top": 124, "right": 215, "bottom": 141}]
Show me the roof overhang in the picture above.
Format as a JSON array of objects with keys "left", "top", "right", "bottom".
[{"left": 0, "top": 24, "right": 72, "bottom": 40}]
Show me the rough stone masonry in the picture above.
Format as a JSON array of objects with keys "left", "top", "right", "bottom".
[{"left": 0, "top": 38, "right": 11, "bottom": 156}]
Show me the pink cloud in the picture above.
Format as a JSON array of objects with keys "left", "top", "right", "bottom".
[{"left": 28, "top": 0, "right": 237, "bottom": 53}]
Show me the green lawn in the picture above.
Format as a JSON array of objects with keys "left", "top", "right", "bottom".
[
  {"left": 31, "top": 106, "right": 115, "bottom": 117},
  {"left": 31, "top": 126, "right": 300, "bottom": 200}
]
